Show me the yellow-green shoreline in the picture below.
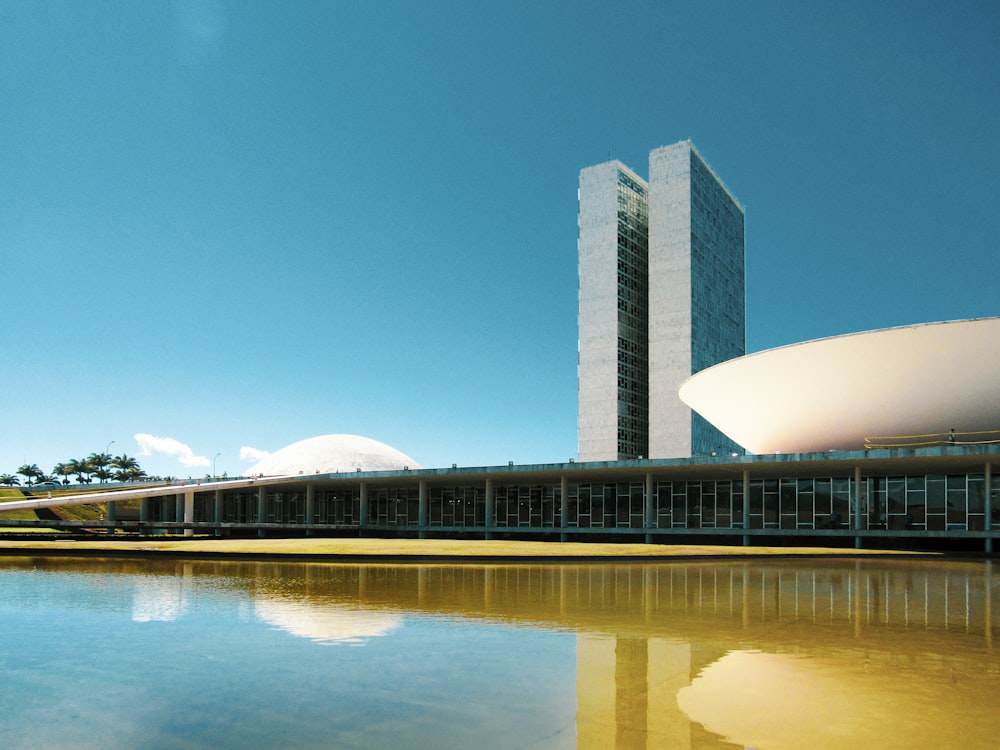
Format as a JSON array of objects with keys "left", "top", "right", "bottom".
[{"left": 0, "top": 537, "right": 930, "bottom": 559}]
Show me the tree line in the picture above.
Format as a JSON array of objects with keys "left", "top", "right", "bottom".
[{"left": 0, "top": 452, "right": 151, "bottom": 487}]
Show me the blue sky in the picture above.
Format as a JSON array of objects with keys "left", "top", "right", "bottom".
[{"left": 2, "top": 0, "right": 998, "bottom": 478}]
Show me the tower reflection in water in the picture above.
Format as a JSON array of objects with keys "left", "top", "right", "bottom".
[
  {"left": 41, "top": 556, "right": 977, "bottom": 748},
  {"left": 223, "top": 558, "right": 996, "bottom": 749}
]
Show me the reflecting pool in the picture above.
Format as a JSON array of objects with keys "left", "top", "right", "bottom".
[{"left": 0, "top": 557, "right": 997, "bottom": 749}]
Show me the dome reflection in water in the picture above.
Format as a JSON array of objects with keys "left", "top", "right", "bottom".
[{"left": 0, "top": 557, "right": 996, "bottom": 749}]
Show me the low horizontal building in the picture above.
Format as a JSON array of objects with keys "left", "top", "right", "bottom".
[
  {"left": 7, "top": 313, "right": 1000, "bottom": 557},
  {"left": 108, "top": 442, "right": 1000, "bottom": 553}
]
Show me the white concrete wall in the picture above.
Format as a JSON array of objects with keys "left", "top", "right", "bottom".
[
  {"left": 648, "top": 142, "right": 694, "bottom": 458},
  {"left": 578, "top": 162, "right": 630, "bottom": 461}
]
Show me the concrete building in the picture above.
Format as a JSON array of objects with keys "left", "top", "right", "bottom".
[
  {"left": 578, "top": 161, "right": 650, "bottom": 461},
  {"left": 4, "top": 432, "right": 998, "bottom": 553},
  {"left": 680, "top": 317, "right": 1000, "bottom": 454},
  {"left": 578, "top": 141, "right": 744, "bottom": 462}
]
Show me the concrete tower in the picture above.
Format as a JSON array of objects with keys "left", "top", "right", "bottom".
[
  {"left": 578, "top": 161, "right": 650, "bottom": 461},
  {"left": 578, "top": 141, "right": 744, "bottom": 461}
]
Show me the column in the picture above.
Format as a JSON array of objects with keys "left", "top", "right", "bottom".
[
  {"left": 485, "top": 478, "right": 494, "bottom": 540},
  {"left": 305, "top": 484, "right": 315, "bottom": 536},
  {"left": 418, "top": 480, "right": 428, "bottom": 539},
  {"left": 175, "top": 494, "right": 184, "bottom": 536},
  {"left": 214, "top": 489, "right": 223, "bottom": 537},
  {"left": 985, "top": 462, "right": 993, "bottom": 554},
  {"left": 854, "top": 465, "right": 863, "bottom": 549},
  {"left": 644, "top": 472, "right": 654, "bottom": 544},
  {"left": 105, "top": 500, "right": 116, "bottom": 535},
  {"left": 359, "top": 482, "right": 369, "bottom": 531},
  {"left": 139, "top": 497, "right": 149, "bottom": 527},
  {"left": 742, "top": 468, "right": 751, "bottom": 547},
  {"left": 561, "top": 476, "right": 570, "bottom": 543},
  {"left": 258, "top": 486, "right": 267, "bottom": 538},
  {"left": 184, "top": 491, "right": 195, "bottom": 538}
]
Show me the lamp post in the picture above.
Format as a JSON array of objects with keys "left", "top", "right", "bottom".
[
  {"left": 104, "top": 440, "right": 115, "bottom": 483},
  {"left": 213, "top": 452, "right": 221, "bottom": 479}
]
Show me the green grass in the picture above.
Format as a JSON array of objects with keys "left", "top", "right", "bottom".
[
  {"left": 0, "top": 536, "right": 928, "bottom": 558},
  {"left": 0, "top": 486, "right": 142, "bottom": 523},
  {"left": 0, "top": 488, "right": 35, "bottom": 520}
]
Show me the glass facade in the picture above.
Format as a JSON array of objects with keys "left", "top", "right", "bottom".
[
  {"left": 149, "top": 469, "right": 997, "bottom": 539},
  {"left": 867, "top": 474, "right": 988, "bottom": 531},
  {"left": 615, "top": 169, "right": 649, "bottom": 459},
  {"left": 687, "top": 148, "right": 745, "bottom": 457},
  {"left": 429, "top": 486, "right": 485, "bottom": 526}
]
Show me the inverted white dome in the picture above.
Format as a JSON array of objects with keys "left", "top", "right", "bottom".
[
  {"left": 679, "top": 317, "right": 1000, "bottom": 454},
  {"left": 254, "top": 599, "right": 402, "bottom": 645},
  {"left": 248, "top": 434, "right": 421, "bottom": 476}
]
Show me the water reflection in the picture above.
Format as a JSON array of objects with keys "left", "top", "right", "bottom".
[
  {"left": 253, "top": 599, "right": 402, "bottom": 645},
  {"left": 132, "top": 576, "right": 190, "bottom": 622},
  {"left": 0, "top": 556, "right": 997, "bottom": 749}
]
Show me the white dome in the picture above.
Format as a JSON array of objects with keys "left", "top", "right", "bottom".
[
  {"left": 248, "top": 434, "right": 421, "bottom": 476},
  {"left": 679, "top": 317, "right": 1000, "bottom": 454}
]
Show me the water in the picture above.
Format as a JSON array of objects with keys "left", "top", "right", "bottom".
[{"left": 0, "top": 557, "right": 996, "bottom": 749}]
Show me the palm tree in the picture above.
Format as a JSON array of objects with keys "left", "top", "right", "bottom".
[
  {"left": 16, "top": 463, "right": 42, "bottom": 486},
  {"left": 0, "top": 473, "right": 20, "bottom": 487},
  {"left": 111, "top": 454, "right": 140, "bottom": 482},
  {"left": 121, "top": 466, "right": 148, "bottom": 482},
  {"left": 52, "top": 462, "right": 74, "bottom": 485},
  {"left": 87, "top": 452, "right": 112, "bottom": 483},
  {"left": 66, "top": 458, "right": 94, "bottom": 484}
]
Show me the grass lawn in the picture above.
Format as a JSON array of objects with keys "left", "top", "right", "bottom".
[
  {"left": 0, "top": 488, "right": 36, "bottom": 521},
  {"left": 0, "top": 536, "right": 930, "bottom": 558}
]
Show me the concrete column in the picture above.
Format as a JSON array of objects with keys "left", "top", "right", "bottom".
[
  {"left": 418, "top": 480, "right": 428, "bottom": 539},
  {"left": 105, "top": 500, "right": 116, "bottom": 535},
  {"left": 175, "top": 494, "right": 184, "bottom": 536},
  {"left": 561, "top": 476, "right": 570, "bottom": 543},
  {"left": 305, "top": 484, "right": 315, "bottom": 536},
  {"left": 644, "top": 472, "right": 654, "bottom": 544},
  {"left": 854, "top": 465, "right": 863, "bottom": 549},
  {"left": 139, "top": 497, "right": 149, "bottom": 525},
  {"left": 485, "top": 479, "right": 494, "bottom": 540},
  {"left": 359, "top": 482, "right": 368, "bottom": 530},
  {"left": 985, "top": 462, "right": 993, "bottom": 554},
  {"left": 184, "top": 491, "right": 195, "bottom": 538},
  {"left": 742, "top": 468, "right": 751, "bottom": 547},
  {"left": 214, "top": 489, "right": 223, "bottom": 537},
  {"left": 258, "top": 486, "right": 267, "bottom": 538}
]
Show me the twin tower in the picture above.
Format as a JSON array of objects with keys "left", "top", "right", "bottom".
[{"left": 578, "top": 140, "right": 746, "bottom": 461}]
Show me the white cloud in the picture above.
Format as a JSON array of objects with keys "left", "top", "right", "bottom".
[
  {"left": 240, "top": 445, "right": 270, "bottom": 462},
  {"left": 134, "top": 434, "right": 210, "bottom": 467}
]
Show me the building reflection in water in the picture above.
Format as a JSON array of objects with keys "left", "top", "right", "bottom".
[
  {"left": 253, "top": 599, "right": 402, "bottom": 645},
  {"left": 35, "top": 556, "right": 998, "bottom": 748},
  {"left": 235, "top": 558, "right": 997, "bottom": 749},
  {"left": 130, "top": 563, "right": 197, "bottom": 622}
]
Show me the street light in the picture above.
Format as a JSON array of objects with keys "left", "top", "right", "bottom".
[
  {"left": 213, "top": 452, "right": 221, "bottom": 478},
  {"left": 104, "top": 440, "right": 116, "bottom": 483}
]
